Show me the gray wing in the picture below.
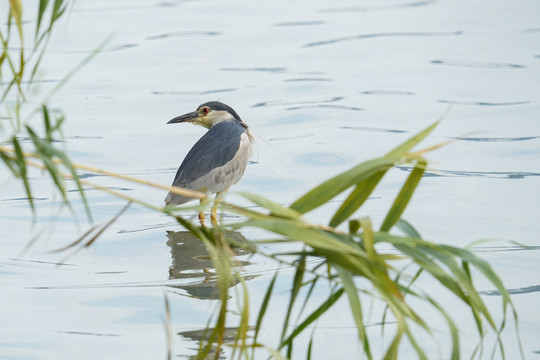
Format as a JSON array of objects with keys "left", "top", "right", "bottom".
[
  {"left": 165, "top": 121, "right": 245, "bottom": 205},
  {"left": 173, "top": 121, "right": 244, "bottom": 185}
]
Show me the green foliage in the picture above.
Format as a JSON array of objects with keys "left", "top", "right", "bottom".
[
  {"left": 201, "top": 121, "right": 517, "bottom": 359},
  {"left": 1, "top": 1, "right": 98, "bottom": 221}
]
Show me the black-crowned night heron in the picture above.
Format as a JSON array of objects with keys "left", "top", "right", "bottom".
[{"left": 164, "top": 101, "right": 253, "bottom": 226}]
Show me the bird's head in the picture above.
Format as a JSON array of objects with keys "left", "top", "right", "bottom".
[{"left": 167, "top": 101, "right": 247, "bottom": 129}]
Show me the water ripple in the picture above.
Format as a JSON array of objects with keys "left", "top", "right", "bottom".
[
  {"left": 341, "top": 126, "right": 408, "bottom": 134},
  {"left": 451, "top": 136, "right": 540, "bottom": 142},
  {"left": 146, "top": 31, "right": 221, "bottom": 40},
  {"left": 118, "top": 223, "right": 171, "bottom": 234},
  {"left": 285, "top": 78, "right": 332, "bottom": 82},
  {"left": 152, "top": 88, "right": 237, "bottom": 95},
  {"left": 319, "top": 0, "right": 436, "bottom": 13},
  {"left": 268, "top": 133, "right": 315, "bottom": 141},
  {"left": 107, "top": 43, "right": 138, "bottom": 52},
  {"left": 0, "top": 78, "right": 61, "bottom": 86},
  {"left": 360, "top": 90, "right": 414, "bottom": 96},
  {"left": 431, "top": 59, "right": 527, "bottom": 69},
  {"left": 56, "top": 331, "right": 120, "bottom": 337},
  {"left": 67, "top": 187, "right": 133, "bottom": 192},
  {"left": 286, "top": 104, "right": 364, "bottom": 111},
  {"left": 16, "top": 43, "right": 138, "bottom": 54},
  {"left": 251, "top": 96, "right": 343, "bottom": 108},
  {"left": 273, "top": 21, "right": 325, "bottom": 27},
  {"left": 438, "top": 99, "right": 530, "bottom": 106},
  {"left": 398, "top": 166, "right": 540, "bottom": 179},
  {"left": 304, "top": 31, "right": 462, "bottom": 48},
  {"left": 221, "top": 67, "right": 287, "bottom": 73},
  {"left": 1, "top": 197, "right": 49, "bottom": 202},
  {"left": 481, "top": 284, "right": 540, "bottom": 296},
  {"left": 472, "top": 245, "right": 540, "bottom": 253},
  {"left": 339, "top": 127, "right": 539, "bottom": 142}
]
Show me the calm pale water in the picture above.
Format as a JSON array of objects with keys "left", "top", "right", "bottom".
[{"left": 1, "top": 0, "right": 539, "bottom": 359}]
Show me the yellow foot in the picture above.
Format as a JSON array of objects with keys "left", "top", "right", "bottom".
[
  {"left": 198, "top": 211, "right": 205, "bottom": 226},
  {"left": 211, "top": 207, "right": 218, "bottom": 226}
]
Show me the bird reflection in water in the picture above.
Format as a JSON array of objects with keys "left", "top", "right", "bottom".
[
  {"left": 177, "top": 327, "right": 245, "bottom": 360},
  {"left": 165, "top": 230, "right": 257, "bottom": 300}
]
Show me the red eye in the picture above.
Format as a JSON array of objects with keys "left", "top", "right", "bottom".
[{"left": 202, "top": 107, "right": 209, "bottom": 114}]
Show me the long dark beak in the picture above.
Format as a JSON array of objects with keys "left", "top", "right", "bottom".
[{"left": 167, "top": 111, "right": 199, "bottom": 124}]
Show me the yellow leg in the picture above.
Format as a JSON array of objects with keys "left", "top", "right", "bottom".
[
  {"left": 198, "top": 199, "right": 205, "bottom": 226},
  {"left": 211, "top": 190, "right": 228, "bottom": 226}
]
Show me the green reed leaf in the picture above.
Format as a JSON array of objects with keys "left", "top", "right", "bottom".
[
  {"left": 253, "top": 271, "right": 278, "bottom": 353},
  {"left": 380, "top": 158, "right": 426, "bottom": 232},
  {"left": 291, "top": 157, "right": 397, "bottom": 214},
  {"left": 238, "top": 192, "right": 302, "bottom": 219},
  {"left": 280, "top": 287, "right": 344, "bottom": 349},
  {"left": 280, "top": 256, "right": 306, "bottom": 345},
  {"left": 12, "top": 137, "right": 34, "bottom": 211},
  {"left": 428, "top": 296, "right": 460, "bottom": 360},
  {"left": 26, "top": 125, "right": 67, "bottom": 202},
  {"left": 330, "top": 170, "right": 386, "bottom": 227},
  {"left": 385, "top": 120, "right": 440, "bottom": 158},
  {"left": 9, "top": 0, "right": 23, "bottom": 41},
  {"left": 35, "top": 0, "right": 50, "bottom": 38},
  {"left": 336, "top": 266, "right": 372, "bottom": 359},
  {"left": 395, "top": 218, "right": 421, "bottom": 238}
]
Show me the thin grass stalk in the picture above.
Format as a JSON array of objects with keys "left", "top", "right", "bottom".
[
  {"left": 280, "top": 287, "right": 345, "bottom": 349},
  {"left": 0, "top": 146, "right": 206, "bottom": 200},
  {"left": 231, "top": 276, "right": 250, "bottom": 360},
  {"left": 329, "top": 170, "right": 386, "bottom": 227},
  {"left": 252, "top": 272, "right": 278, "bottom": 358},
  {"left": 279, "top": 256, "right": 306, "bottom": 346},
  {"left": 294, "top": 276, "right": 319, "bottom": 324},
  {"left": 163, "top": 293, "right": 173, "bottom": 360},
  {"left": 336, "top": 266, "right": 372, "bottom": 359}
]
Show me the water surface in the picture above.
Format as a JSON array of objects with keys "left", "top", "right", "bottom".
[{"left": 1, "top": 0, "right": 539, "bottom": 359}]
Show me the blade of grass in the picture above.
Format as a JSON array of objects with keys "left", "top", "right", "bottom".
[
  {"left": 49, "top": 145, "right": 92, "bottom": 220},
  {"left": 252, "top": 271, "right": 278, "bottom": 358},
  {"left": 238, "top": 192, "right": 302, "bottom": 219},
  {"left": 291, "top": 120, "right": 440, "bottom": 215},
  {"left": 403, "top": 322, "right": 428, "bottom": 360},
  {"left": 336, "top": 266, "right": 372, "bottom": 359},
  {"left": 232, "top": 276, "right": 250, "bottom": 359},
  {"left": 0, "top": 151, "right": 19, "bottom": 175},
  {"left": 35, "top": 0, "right": 50, "bottom": 39},
  {"left": 291, "top": 157, "right": 397, "bottom": 214},
  {"left": 427, "top": 296, "right": 459, "bottom": 360},
  {"left": 9, "top": 0, "right": 23, "bottom": 42},
  {"left": 385, "top": 119, "right": 441, "bottom": 158},
  {"left": 383, "top": 321, "right": 404, "bottom": 360},
  {"left": 280, "top": 287, "right": 344, "bottom": 349},
  {"left": 329, "top": 170, "right": 386, "bottom": 228},
  {"left": 295, "top": 276, "right": 319, "bottom": 324},
  {"left": 380, "top": 158, "right": 426, "bottom": 232},
  {"left": 25, "top": 125, "right": 68, "bottom": 203},
  {"left": 395, "top": 218, "right": 421, "bottom": 238},
  {"left": 163, "top": 293, "right": 173, "bottom": 360},
  {"left": 12, "top": 137, "right": 34, "bottom": 211},
  {"left": 280, "top": 256, "right": 306, "bottom": 344}
]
